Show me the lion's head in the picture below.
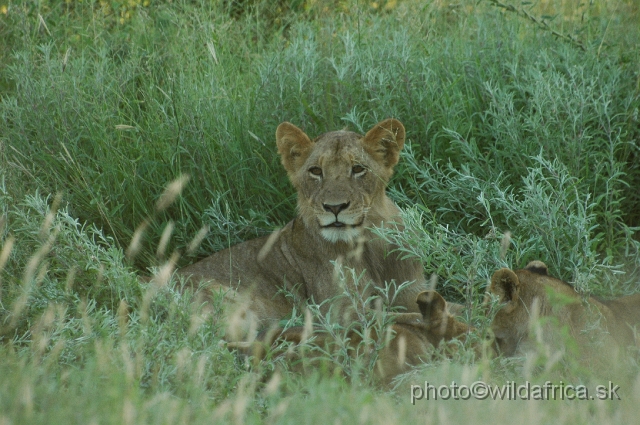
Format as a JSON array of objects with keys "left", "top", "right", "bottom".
[
  {"left": 416, "top": 290, "right": 475, "bottom": 352},
  {"left": 276, "top": 119, "right": 405, "bottom": 243},
  {"left": 488, "top": 260, "right": 576, "bottom": 356}
]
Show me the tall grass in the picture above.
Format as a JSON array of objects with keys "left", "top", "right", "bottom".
[
  {"left": 2, "top": 0, "right": 638, "bottom": 266},
  {"left": 1, "top": 0, "right": 640, "bottom": 423}
]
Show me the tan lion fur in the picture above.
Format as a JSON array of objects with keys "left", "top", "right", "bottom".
[
  {"left": 488, "top": 260, "right": 640, "bottom": 364},
  {"left": 178, "top": 119, "right": 428, "bottom": 341},
  {"left": 236, "top": 291, "right": 474, "bottom": 386}
]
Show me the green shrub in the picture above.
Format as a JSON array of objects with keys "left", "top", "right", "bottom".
[{"left": 1, "top": 0, "right": 640, "bottom": 423}]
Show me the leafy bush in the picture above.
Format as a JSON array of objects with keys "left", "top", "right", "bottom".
[{"left": 1, "top": 0, "right": 640, "bottom": 423}]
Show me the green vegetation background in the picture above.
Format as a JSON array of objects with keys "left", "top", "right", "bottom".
[{"left": 1, "top": 0, "right": 639, "bottom": 423}]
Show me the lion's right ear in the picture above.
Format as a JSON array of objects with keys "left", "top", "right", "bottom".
[
  {"left": 490, "top": 268, "right": 520, "bottom": 307},
  {"left": 276, "top": 122, "right": 313, "bottom": 175},
  {"left": 524, "top": 260, "right": 548, "bottom": 275}
]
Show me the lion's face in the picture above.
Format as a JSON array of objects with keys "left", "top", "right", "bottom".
[
  {"left": 276, "top": 119, "right": 405, "bottom": 243},
  {"left": 490, "top": 298, "right": 530, "bottom": 357},
  {"left": 488, "top": 261, "right": 562, "bottom": 356}
]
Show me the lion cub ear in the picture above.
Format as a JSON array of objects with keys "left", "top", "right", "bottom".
[
  {"left": 490, "top": 268, "right": 520, "bottom": 308},
  {"left": 362, "top": 119, "right": 405, "bottom": 169},
  {"left": 416, "top": 291, "right": 447, "bottom": 324},
  {"left": 525, "top": 260, "right": 548, "bottom": 275},
  {"left": 276, "top": 122, "right": 313, "bottom": 175}
]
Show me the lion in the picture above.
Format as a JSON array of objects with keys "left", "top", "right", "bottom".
[
  {"left": 488, "top": 260, "right": 640, "bottom": 363},
  {"left": 178, "top": 119, "right": 428, "bottom": 340},
  {"left": 235, "top": 290, "right": 474, "bottom": 386}
]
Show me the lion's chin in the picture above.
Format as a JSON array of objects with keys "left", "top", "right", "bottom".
[{"left": 320, "top": 226, "right": 362, "bottom": 243}]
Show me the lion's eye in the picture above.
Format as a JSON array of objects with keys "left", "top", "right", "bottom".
[
  {"left": 352, "top": 165, "right": 365, "bottom": 174},
  {"left": 309, "top": 166, "right": 323, "bottom": 176}
]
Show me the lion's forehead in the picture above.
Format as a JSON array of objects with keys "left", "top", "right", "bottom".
[
  {"left": 312, "top": 130, "right": 361, "bottom": 145},
  {"left": 308, "top": 133, "right": 372, "bottom": 168},
  {"left": 515, "top": 269, "right": 576, "bottom": 295}
]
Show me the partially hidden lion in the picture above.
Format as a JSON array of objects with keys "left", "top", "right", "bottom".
[
  {"left": 237, "top": 290, "right": 474, "bottom": 386},
  {"left": 488, "top": 260, "right": 640, "bottom": 363},
  {"left": 178, "top": 119, "right": 428, "bottom": 341}
]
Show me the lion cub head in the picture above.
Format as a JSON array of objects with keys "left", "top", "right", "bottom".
[
  {"left": 487, "top": 261, "right": 575, "bottom": 356},
  {"left": 488, "top": 261, "right": 640, "bottom": 364},
  {"left": 276, "top": 119, "right": 405, "bottom": 243}
]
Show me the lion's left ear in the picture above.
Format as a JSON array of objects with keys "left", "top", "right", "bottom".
[
  {"left": 416, "top": 291, "right": 446, "bottom": 324},
  {"left": 490, "top": 268, "right": 520, "bottom": 308},
  {"left": 276, "top": 122, "right": 313, "bottom": 175},
  {"left": 362, "top": 118, "right": 405, "bottom": 169}
]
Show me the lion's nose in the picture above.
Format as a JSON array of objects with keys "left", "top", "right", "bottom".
[{"left": 323, "top": 202, "right": 350, "bottom": 216}]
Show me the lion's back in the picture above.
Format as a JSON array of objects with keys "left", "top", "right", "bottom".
[
  {"left": 179, "top": 234, "right": 273, "bottom": 286},
  {"left": 599, "top": 293, "right": 640, "bottom": 345}
]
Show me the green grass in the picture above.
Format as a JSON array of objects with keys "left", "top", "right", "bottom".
[{"left": 1, "top": 0, "right": 640, "bottom": 423}]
